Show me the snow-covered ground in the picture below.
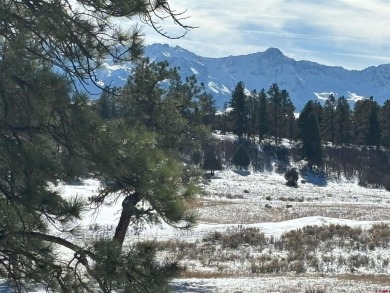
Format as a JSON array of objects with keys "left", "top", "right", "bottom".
[
  {"left": 172, "top": 276, "right": 388, "bottom": 293},
  {"left": 3, "top": 169, "right": 390, "bottom": 292}
]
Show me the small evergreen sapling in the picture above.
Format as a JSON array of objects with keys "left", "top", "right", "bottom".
[
  {"left": 232, "top": 145, "right": 250, "bottom": 170},
  {"left": 203, "top": 145, "right": 222, "bottom": 176},
  {"left": 285, "top": 168, "right": 299, "bottom": 187}
]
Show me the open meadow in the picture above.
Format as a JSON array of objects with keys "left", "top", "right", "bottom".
[
  {"left": 61, "top": 170, "right": 390, "bottom": 292},
  {"left": 2, "top": 169, "right": 390, "bottom": 292}
]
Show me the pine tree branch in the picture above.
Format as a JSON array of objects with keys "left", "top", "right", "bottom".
[{"left": 0, "top": 231, "right": 96, "bottom": 260}]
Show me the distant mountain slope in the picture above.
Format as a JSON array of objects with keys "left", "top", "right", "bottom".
[{"left": 94, "top": 43, "right": 390, "bottom": 110}]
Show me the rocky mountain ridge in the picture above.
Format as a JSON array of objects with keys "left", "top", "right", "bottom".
[{"left": 94, "top": 43, "right": 390, "bottom": 110}]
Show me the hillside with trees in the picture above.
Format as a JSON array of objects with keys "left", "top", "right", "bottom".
[{"left": 210, "top": 81, "right": 390, "bottom": 190}]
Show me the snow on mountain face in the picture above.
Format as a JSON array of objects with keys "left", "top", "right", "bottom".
[{"left": 93, "top": 44, "right": 390, "bottom": 110}]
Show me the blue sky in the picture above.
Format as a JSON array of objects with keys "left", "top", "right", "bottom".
[{"left": 142, "top": 0, "right": 390, "bottom": 70}]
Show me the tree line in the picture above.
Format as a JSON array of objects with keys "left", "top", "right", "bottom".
[
  {"left": 203, "top": 81, "right": 390, "bottom": 188},
  {"left": 212, "top": 81, "right": 390, "bottom": 166}
]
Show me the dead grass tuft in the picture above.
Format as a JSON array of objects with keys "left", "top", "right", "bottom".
[{"left": 179, "top": 270, "right": 234, "bottom": 279}]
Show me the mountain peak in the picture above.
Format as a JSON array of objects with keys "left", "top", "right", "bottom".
[
  {"left": 145, "top": 43, "right": 195, "bottom": 59},
  {"left": 93, "top": 44, "right": 390, "bottom": 111},
  {"left": 264, "top": 47, "right": 283, "bottom": 54},
  {"left": 263, "top": 47, "right": 284, "bottom": 57}
]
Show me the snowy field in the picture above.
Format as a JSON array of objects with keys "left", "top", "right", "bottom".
[{"left": 3, "top": 169, "right": 390, "bottom": 292}]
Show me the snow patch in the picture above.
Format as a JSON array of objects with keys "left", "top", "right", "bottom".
[
  {"left": 96, "top": 80, "right": 105, "bottom": 87},
  {"left": 347, "top": 91, "right": 367, "bottom": 102},
  {"left": 102, "top": 63, "right": 131, "bottom": 76},
  {"left": 190, "top": 67, "right": 199, "bottom": 75},
  {"left": 211, "top": 131, "right": 237, "bottom": 141},
  {"left": 244, "top": 88, "right": 252, "bottom": 96},
  {"left": 208, "top": 82, "right": 220, "bottom": 93},
  {"left": 215, "top": 107, "right": 233, "bottom": 115},
  {"left": 314, "top": 92, "right": 336, "bottom": 100},
  {"left": 252, "top": 216, "right": 389, "bottom": 239},
  {"left": 220, "top": 84, "right": 231, "bottom": 95},
  {"left": 297, "top": 75, "right": 307, "bottom": 85}
]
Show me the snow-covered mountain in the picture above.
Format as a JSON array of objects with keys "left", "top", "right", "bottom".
[{"left": 94, "top": 43, "right": 390, "bottom": 110}]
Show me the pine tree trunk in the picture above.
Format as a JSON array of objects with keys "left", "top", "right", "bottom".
[{"left": 113, "top": 193, "right": 140, "bottom": 247}]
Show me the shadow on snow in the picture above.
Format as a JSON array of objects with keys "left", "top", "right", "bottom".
[{"left": 301, "top": 170, "right": 328, "bottom": 187}]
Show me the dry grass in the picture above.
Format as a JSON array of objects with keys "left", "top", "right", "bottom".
[
  {"left": 179, "top": 270, "right": 234, "bottom": 279},
  {"left": 171, "top": 171, "right": 390, "bottom": 291},
  {"left": 156, "top": 223, "right": 390, "bottom": 278},
  {"left": 186, "top": 198, "right": 238, "bottom": 210},
  {"left": 193, "top": 198, "right": 390, "bottom": 224},
  {"left": 286, "top": 204, "right": 390, "bottom": 222},
  {"left": 336, "top": 274, "right": 390, "bottom": 284}
]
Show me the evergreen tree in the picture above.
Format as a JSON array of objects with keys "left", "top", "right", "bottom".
[
  {"left": 380, "top": 100, "right": 390, "bottom": 147},
  {"left": 232, "top": 144, "right": 251, "bottom": 170},
  {"left": 284, "top": 168, "right": 299, "bottom": 187},
  {"left": 321, "top": 94, "right": 336, "bottom": 144},
  {"left": 96, "top": 87, "right": 118, "bottom": 120},
  {"left": 354, "top": 98, "right": 381, "bottom": 147},
  {"left": 0, "top": 0, "right": 197, "bottom": 291},
  {"left": 247, "top": 90, "right": 258, "bottom": 140},
  {"left": 267, "top": 84, "right": 294, "bottom": 145},
  {"left": 0, "top": 51, "right": 197, "bottom": 293},
  {"left": 118, "top": 59, "right": 210, "bottom": 154},
  {"left": 257, "top": 89, "right": 269, "bottom": 142},
  {"left": 195, "top": 92, "right": 216, "bottom": 126},
  {"left": 267, "top": 83, "right": 282, "bottom": 146},
  {"left": 298, "top": 101, "right": 323, "bottom": 168},
  {"left": 230, "top": 81, "right": 247, "bottom": 139},
  {"left": 312, "top": 100, "right": 324, "bottom": 126},
  {"left": 221, "top": 101, "right": 230, "bottom": 134},
  {"left": 280, "top": 89, "right": 296, "bottom": 141},
  {"left": 367, "top": 103, "right": 381, "bottom": 148},
  {"left": 202, "top": 144, "right": 222, "bottom": 176},
  {"left": 334, "top": 96, "right": 352, "bottom": 145}
]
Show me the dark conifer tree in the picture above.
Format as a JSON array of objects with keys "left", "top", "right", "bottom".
[
  {"left": 321, "top": 94, "right": 336, "bottom": 144},
  {"left": 195, "top": 92, "right": 216, "bottom": 126},
  {"left": 257, "top": 89, "right": 269, "bottom": 142},
  {"left": 96, "top": 87, "right": 118, "bottom": 120},
  {"left": 284, "top": 168, "right": 299, "bottom": 187},
  {"left": 367, "top": 103, "right": 381, "bottom": 148},
  {"left": 230, "top": 81, "right": 247, "bottom": 139},
  {"left": 334, "top": 96, "right": 352, "bottom": 145},
  {"left": 267, "top": 83, "right": 282, "bottom": 146},
  {"left": 118, "top": 59, "right": 210, "bottom": 154},
  {"left": 354, "top": 98, "right": 381, "bottom": 147},
  {"left": 298, "top": 101, "right": 323, "bottom": 168},
  {"left": 247, "top": 90, "right": 258, "bottom": 140},
  {"left": 380, "top": 100, "right": 390, "bottom": 147},
  {"left": 221, "top": 101, "right": 230, "bottom": 134},
  {"left": 280, "top": 89, "right": 296, "bottom": 141},
  {"left": 202, "top": 144, "right": 222, "bottom": 176},
  {"left": 232, "top": 144, "right": 251, "bottom": 170},
  {"left": 267, "top": 84, "right": 294, "bottom": 145}
]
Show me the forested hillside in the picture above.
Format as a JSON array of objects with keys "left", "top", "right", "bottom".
[
  {"left": 205, "top": 81, "right": 390, "bottom": 189},
  {"left": 95, "top": 69, "right": 390, "bottom": 191}
]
